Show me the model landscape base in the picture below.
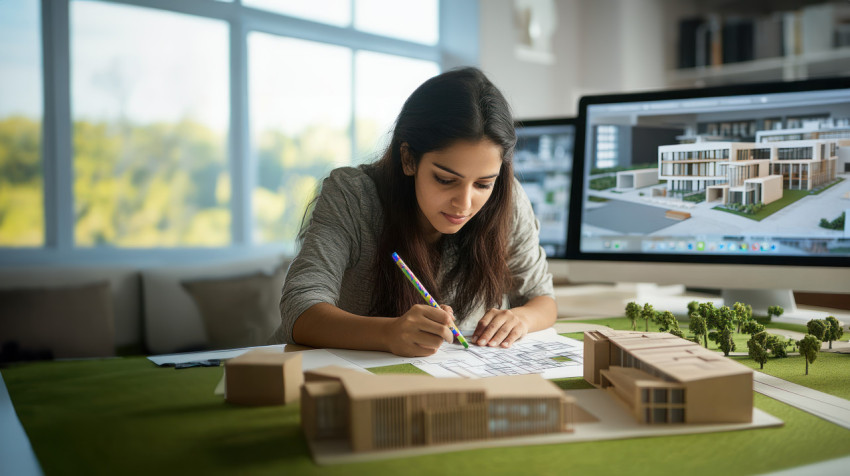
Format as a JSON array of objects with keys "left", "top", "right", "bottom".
[{"left": 306, "top": 388, "right": 783, "bottom": 465}]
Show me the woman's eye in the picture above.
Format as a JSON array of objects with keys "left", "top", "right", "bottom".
[
  {"left": 434, "top": 176, "right": 452, "bottom": 185},
  {"left": 476, "top": 182, "right": 494, "bottom": 190}
]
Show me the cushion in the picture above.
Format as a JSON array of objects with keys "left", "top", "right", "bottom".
[
  {"left": 182, "top": 262, "right": 287, "bottom": 350},
  {"left": 141, "top": 254, "right": 290, "bottom": 354},
  {"left": 0, "top": 267, "right": 140, "bottom": 350},
  {"left": 0, "top": 281, "right": 116, "bottom": 360}
]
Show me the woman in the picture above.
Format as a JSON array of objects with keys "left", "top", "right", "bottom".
[{"left": 271, "top": 67, "right": 556, "bottom": 357}]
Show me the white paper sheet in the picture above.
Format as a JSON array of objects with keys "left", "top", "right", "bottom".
[
  {"left": 147, "top": 344, "right": 288, "bottom": 366},
  {"left": 327, "top": 328, "right": 584, "bottom": 379},
  {"left": 413, "top": 330, "right": 584, "bottom": 379},
  {"left": 149, "top": 345, "right": 370, "bottom": 374}
]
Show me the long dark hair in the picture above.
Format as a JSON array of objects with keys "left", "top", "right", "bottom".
[{"left": 366, "top": 67, "right": 517, "bottom": 322}]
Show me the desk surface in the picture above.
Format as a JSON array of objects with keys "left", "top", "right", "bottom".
[{"left": 3, "top": 356, "right": 850, "bottom": 476}]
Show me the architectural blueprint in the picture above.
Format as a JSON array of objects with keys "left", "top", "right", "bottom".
[{"left": 412, "top": 330, "right": 584, "bottom": 379}]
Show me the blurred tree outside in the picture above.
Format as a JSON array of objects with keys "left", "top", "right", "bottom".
[
  {"left": 0, "top": 116, "right": 43, "bottom": 246},
  {"left": 0, "top": 114, "right": 355, "bottom": 248}
]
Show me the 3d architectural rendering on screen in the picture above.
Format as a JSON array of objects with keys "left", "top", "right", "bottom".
[
  {"left": 656, "top": 137, "right": 841, "bottom": 206},
  {"left": 300, "top": 366, "right": 576, "bottom": 452},
  {"left": 584, "top": 329, "right": 753, "bottom": 424}
]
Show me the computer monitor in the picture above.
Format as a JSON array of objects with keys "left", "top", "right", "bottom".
[
  {"left": 513, "top": 117, "right": 575, "bottom": 260},
  {"left": 567, "top": 77, "right": 850, "bottom": 319}
]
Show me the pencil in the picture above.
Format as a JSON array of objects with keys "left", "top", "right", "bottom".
[{"left": 391, "top": 252, "right": 469, "bottom": 349}]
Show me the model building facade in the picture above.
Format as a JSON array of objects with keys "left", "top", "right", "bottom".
[
  {"left": 584, "top": 329, "right": 753, "bottom": 424},
  {"left": 300, "top": 366, "right": 575, "bottom": 452},
  {"left": 656, "top": 137, "right": 842, "bottom": 206}
]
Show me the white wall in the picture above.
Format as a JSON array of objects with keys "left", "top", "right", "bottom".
[{"left": 479, "top": 0, "right": 674, "bottom": 119}]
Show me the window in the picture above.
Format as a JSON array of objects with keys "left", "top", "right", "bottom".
[
  {"left": 249, "top": 34, "right": 351, "bottom": 246},
  {"left": 595, "top": 125, "right": 618, "bottom": 169},
  {"left": 244, "top": 0, "right": 351, "bottom": 27},
  {"left": 355, "top": 0, "right": 438, "bottom": 45},
  {"left": 0, "top": 0, "right": 43, "bottom": 246},
  {"left": 1, "top": 0, "right": 473, "bottom": 262},
  {"left": 71, "top": 1, "right": 230, "bottom": 247},
  {"left": 354, "top": 51, "right": 439, "bottom": 159}
]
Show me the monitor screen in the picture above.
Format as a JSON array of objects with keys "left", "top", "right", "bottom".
[
  {"left": 567, "top": 78, "right": 850, "bottom": 301},
  {"left": 513, "top": 118, "right": 575, "bottom": 259}
]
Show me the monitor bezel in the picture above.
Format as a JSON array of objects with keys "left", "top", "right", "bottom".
[
  {"left": 567, "top": 76, "right": 850, "bottom": 269},
  {"left": 513, "top": 116, "right": 577, "bottom": 259}
]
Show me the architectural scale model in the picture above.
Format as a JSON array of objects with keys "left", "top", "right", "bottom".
[
  {"left": 300, "top": 366, "right": 576, "bottom": 452},
  {"left": 584, "top": 329, "right": 754, "bottom": 424},
  {"left": 224, "top": 350, "right": 303, "bottom": 405},
  {"left": 656, "top": 135, "right": 843, "bottom": 207}
]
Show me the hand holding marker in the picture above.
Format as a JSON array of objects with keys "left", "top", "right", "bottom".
[{"left": 391, "top": 252, "right": 469, "bottom": 349}]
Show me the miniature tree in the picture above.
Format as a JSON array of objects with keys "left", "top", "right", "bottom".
[
  {"left": 766, "top": 305, "right": 784, "bottom": 322},
  {"left": 823, "top": 316, "right": 844, "bottom": 350},
  {"left": 797, "top": 335, "right": 821, "bottom": 375},
  {"left": 741, "top": 320, "right": 764, "bottom": 336},
  {"left": 712, "top": 305, "right": 736, "bottom": 356},
  {"left": 747, "top": 331, "right": 769, "bottom": 369},
  {"left": 625, "top": 302, "right": 641, "bottom": 331},
  {"left": 806, "top": 319, "right": 827, "bottom": 341},
  {"left": 657, "top": 310, "right": 683, "bottom": 338},
  {"left": 766, "top": 334, "right": 787, "bottom": 358},
  {"left": 733, "top": 302, "right": 749, "bottom": 333},
  {"left": 687, "top": 300, "right": 700, "bottom": 317},
  {"left": 641, "top": 303, "right": 655, "bottom": 332},
  {"left": 689, "top": 311, "right": 708, "bottom": 348},
  {"left": 699, "top": 302, "right": 719, "bottom": 333}
]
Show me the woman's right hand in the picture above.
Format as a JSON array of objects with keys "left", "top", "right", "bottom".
[{"left": 383, "top": 304, "right": 455, "bottom": 357}]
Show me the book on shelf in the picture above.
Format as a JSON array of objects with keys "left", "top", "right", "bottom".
[{"left": 676, "top": 2, "right": 850, "bottom": 70}]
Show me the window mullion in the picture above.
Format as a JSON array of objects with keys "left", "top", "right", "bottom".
[
  {"left": 231, "top": 13, "right": 251, "bottom": 246},
  {"left": 351, "top": 50, "right": 357, "bottom": 164},
  {"left": 41, "top": 0, "right": 73, "bottom": 250}
]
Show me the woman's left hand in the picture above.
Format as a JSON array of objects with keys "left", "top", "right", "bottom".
[{"left": 471, "top": 308, "right": 528, "bottom": 348}]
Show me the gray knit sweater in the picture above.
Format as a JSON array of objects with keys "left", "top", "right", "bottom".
[{"left": 271, "top": 165, "right": 554, "bottom": 344}]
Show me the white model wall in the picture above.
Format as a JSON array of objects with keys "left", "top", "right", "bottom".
[{"left": 479, "top": 0, "right": 686, "bottom": 119}]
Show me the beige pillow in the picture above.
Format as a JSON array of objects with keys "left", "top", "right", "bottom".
[
  {"left": 0, "top": 281, "right": 116, "bottom": 360},
  {"left": 182, "top": 264, "right": 287, "bottom": 350}
]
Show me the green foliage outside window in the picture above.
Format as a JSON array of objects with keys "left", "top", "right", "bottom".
[
  {"left": 0, "top": 116, "right": 43, "bottom": 246},
  {"left": 0, "top": 116, "right": 350, "bottom": 248}
]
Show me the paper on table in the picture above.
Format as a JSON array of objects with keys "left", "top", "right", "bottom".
[
  {"left": 147, "top": 344, "right": 287, "bottom": 366},
  {"left": 327, "top": 328, "right": 584, "bottom": 379},
  {"left": 413, "top": 330, "right": 584, "bottom": 379}
]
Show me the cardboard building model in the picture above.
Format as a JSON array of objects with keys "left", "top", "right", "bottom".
[
  {"left": 584, "top": 329, "right": 753, "bottom": 424},
  {"left": 225, "top": 350, "right": 303, "bottom": 405},
  {"left": 300, "top": 366, "right": 575, "bottom": 452}
]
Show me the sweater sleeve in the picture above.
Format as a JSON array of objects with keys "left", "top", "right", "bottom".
[
  {"left": 506, "top": 178, "right": 555, "bottom": 307},
  {"left": 271, "top": 168, "right": 371, "bottom": 344}
]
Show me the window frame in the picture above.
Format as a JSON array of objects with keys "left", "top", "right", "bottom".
[{"left": 1, "top": 0, "right": 477, "bottom": 265}]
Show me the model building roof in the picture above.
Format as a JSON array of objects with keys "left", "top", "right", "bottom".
[
  {"left": 598, "top": 330, "right": 752, "bottom": 382},
  {"left": 227, "top": 349, "right": 301, "bottom": 367},
  {"left": 304, "top": 366, "right": 568, "bottom": 400}
]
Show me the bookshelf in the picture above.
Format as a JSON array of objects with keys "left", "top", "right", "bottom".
[
  {"left": 668, "top": 1, "right": 850, "bottom": 88},
  {"left": 668, "top": 45, "right": 850, "bottom": 87}
]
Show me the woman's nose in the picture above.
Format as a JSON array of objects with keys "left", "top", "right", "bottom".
[{"left": 452, "top": 185, "right": 473, "bottom": 210}]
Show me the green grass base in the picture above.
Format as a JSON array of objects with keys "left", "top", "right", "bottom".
[{"left": 3, "top": 357, "right": 849, "bottom": 476}]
